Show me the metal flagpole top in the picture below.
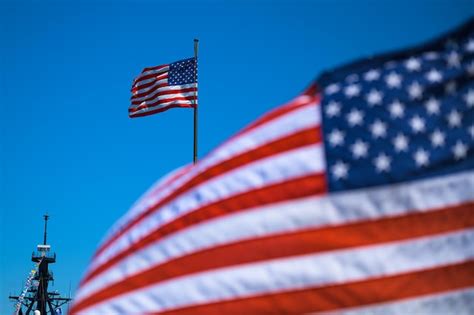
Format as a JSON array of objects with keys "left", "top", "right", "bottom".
[{"left": 194, "top": 38, "right": 199, "bottom": 57}]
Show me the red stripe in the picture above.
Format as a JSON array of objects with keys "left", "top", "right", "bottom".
[
  {"left": 133, "top": 71, "right": 169, "bottom": 88},
  {"left": 152, "top": 72, "right": 168, "bottom": 81},
  {"left": 143, "top": 64, "right": 168, "bottom": 72},
  {"left": 86, "top": 127, "right": 322, "bottom": 274},
  {"left": 203, "top": 97, "right": 319, "bottom": 172},
  {"left": 130, "top": 95, "right": 196, "bottom": 111},
  {"left": 131, "top": 87, "right": 197, "bottom": 103},
  {"left": 236, "top": 93, "right": 320, "bottom": 136},
  {"left": 132, "top": 74, "right": 169, "bottom": 94},
  {"left": 129, "top": 103, "right": 195, "bottom": 118},
  {"left": 89, "top": 121, "right": 322, "bottom": 271},
  {"left": 81, "top": 172, "right": 326, "bottom": 286},
  {"left": 302, "top": 82, "right": 318, "bottom": 96},
  {"left": 129, "top": 96, "right": 196, "bottom": 113},
  {"left": 132, "top": 78, "right": 168, "bottom": 94},
  {"left": 133, "top": 65, "right": 168, "bottom": 83},
  {"left": 143, "top": 165, "right": 193, "bottom": 202},
  {"left": 154, "top": 261, "right": 474, "bottom": 315},
  {"left": 106, "top": 165, "right": 194, "bottom": 240},
  {"left": 71, "top": 202, "right": 473, "bottom": 313},
  {"left": 132, "top": 82, "right": 169, "bottom": 97},
  {"left": 130, "top": 77, "right": 169, "bottom": 97},
  {"left": 130, "top": 100, "right": 194, "bottom": 115}
]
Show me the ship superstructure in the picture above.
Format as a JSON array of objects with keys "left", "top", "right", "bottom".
[{"left": 9, "top": 215, "right": 72, "bottom": 315}]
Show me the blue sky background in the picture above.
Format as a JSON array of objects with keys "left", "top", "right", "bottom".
[{"left": 1, "top": 0, "right": 473, "bottom": 313}]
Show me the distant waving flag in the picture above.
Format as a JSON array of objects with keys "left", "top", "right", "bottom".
[
  {"left": 72, "top": 19, "right": 473, "bottom": 314},
  {"left": 129, "top": 58, "right": 197, "bottom": 118}
]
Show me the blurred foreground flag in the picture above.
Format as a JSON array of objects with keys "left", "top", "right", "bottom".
[
  {"left": 129, "top": 58, "right": 197, "bottom": 118},
  {"left": 72, "top": 19, "right": 473, "bottom": 314}
]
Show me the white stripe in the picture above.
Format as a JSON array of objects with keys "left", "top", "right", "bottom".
[
  {"left": 134, "top": 66, "right": 168, "bottom": 80},
  {"left": 336, "top": 287, "right": 474, "bottom": 315},
  {"left": 146, "top": 72, "right": 167, "bottom": 82},
  {"left": 90, "top": 144, "right": 324, "bottom": 272},
  {"left": 129, "top": 100, "right": 195, "bottom": 116},
  {"left": 76, "top": 197, "right": 321, "bottom": 302},
  {"left": 132, "top": 83, "right": 197, "bottom": 103},
  {"left": 134, "top": 75, "right": 195, "bottom": 97},
  {"left": 101, "top": 101, "right": 317, "bottom": 245},
  {"left": 132, "top": 78, "right": 169, "bottom": 97},
  {"left": 125, "top": 100, "right": 317, "bottom": 225},
  {"left": 133, "top": 75, "right": 167, "bottom": 89},
  {"left": 101, "top": 165, "right": 192, "bottom": 243},
  {"left": 99, "top": 99, "right": 319, "bottom": 249},
  {"left": 204, "top": 101, "right": 319, "bottom": 167},
  {"left": 131, "top": 91, "right": 197, "bottom": 108},
  {"left": 75, "top": 170, "right": 474, "bottom": 303},
  {"left": 133, "top": 77, "right": 168, "bottom": 91},
  {"left": 80, "top": 228, "right": 474, "bottom": 314},
  {"left": 133, "top": 77, "right": 167, "bottom": 94},
  {"left": 133, "top": 66, "right": 169, "bottom": 87}
]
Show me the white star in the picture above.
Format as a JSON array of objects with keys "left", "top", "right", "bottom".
[
  {"left": 464, "top": 89, "right": 474, "bottom": 107},
  {"left": 467, "top": 61, "right": 474, "bottom": 77},
  {"left": 466, "top": 38, "right": 474, "bottom": 52},
  {"left": 389, "top": 100, "right": 405, "bottom": 118},
  {"left": 332, "top": 161, "right": 348, "bottom": 180},
  {"left": 452, "top": 141, "right": 468, "bottom": 160},
  {"left": 344, "top": 84, "right": 361, "bottom": 98},
  {"left": 405, "top": 57, "right": 421, "bottom": 71},
  {"left": 366, "top": 89, "right": 383, "bottom": 106},
  {"left": 374, "top": 153, "right": 391, "bottom": 172},
  {"left": 346, "top": 109, "right": 364, "bottom": 126},
  {"left": 364, "top": 69, "right": 380, "bottom": 81},
  {"left": 447, "top": 110, "right": 462, "bottom": 127},
  {"left": 409, "top": 115, "right": 426, "bottom": 133},
  {"left": 407, "top": 81, "right": 423, "bottom": 100},
  {"left": 425, "top": 68, "right": 443, "bottom": 83},
  {"left": 425, "top": 97, "right": 440, "bottom": 115},
  {"left": 385, "top": 72, "right": 402, "bottom": 88},
  {"left": 370, "top": 120, "right": 387, "bottom": 138},
  {"left": 351, "top": 140, "right": 369, "bottom": 159},
  {"left": 325, "top": 83, "right": 340, "bottom": 95},
  {"left": 325, "top": 101, "right": 341, "bottom": 117},
  {"left": 328, "top": 129, "right": 345, "bottom": 146},
  {"left": 430, "top": 129, "right": 445, "bottom": 147},
  {"left": 393, "top": 133, "right": 409, "bottom": 152},
  {"left": 414, "top": 148, "right": 430, "bottom": 167},
  {"left": 445, "top": 80, "right": 457, "bottom": 94},
  {"left": 446, "top": 51, "right": 461, "bottom": 68}
]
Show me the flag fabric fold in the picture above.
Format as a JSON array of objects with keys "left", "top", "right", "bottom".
[
  {"left": 129, "top": 57, "right": 197, "bottom": 118},
  {"left": 73, "top": 19, "right": 473, "bottom": 314}
]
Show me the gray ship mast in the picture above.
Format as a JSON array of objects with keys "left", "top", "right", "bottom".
[{"left": 9, "top": 214, "right": 72, "bottom": 315}]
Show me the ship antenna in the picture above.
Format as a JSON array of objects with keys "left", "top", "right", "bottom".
[{"left": 43, "top": 213, "right": 49, "bottom": 245}]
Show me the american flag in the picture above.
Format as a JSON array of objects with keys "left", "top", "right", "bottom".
[
  {"left": 72, "top": 19, "right": 474, "bottom": 314},
  {"left": 129, "top": 58, "right": 197, "bottom": 118}
]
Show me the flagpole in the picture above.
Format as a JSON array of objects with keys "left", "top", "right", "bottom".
[{"left": 193, "top": 39, "right": 199, "bottom": 164}]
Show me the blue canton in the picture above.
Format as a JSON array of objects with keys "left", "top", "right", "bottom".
[
  {"left": 318, "top": 19, "right": 474, "bottom": 192},
  {"left": 168, "top": 58, "right": 197, "bottom": 86}
]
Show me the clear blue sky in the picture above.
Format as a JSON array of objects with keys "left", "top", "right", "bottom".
[{"left": 1, "top": 0, "right": 473, "bottom": 313}]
